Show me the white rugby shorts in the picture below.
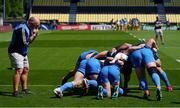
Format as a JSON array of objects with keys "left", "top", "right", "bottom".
[
  {"left": 9, "top": 53, "right": 29, "bottom": 69},
  {"left": 155, "top": 29, "right": 163, "bottom": 36}
]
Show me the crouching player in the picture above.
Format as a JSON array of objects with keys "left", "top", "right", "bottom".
[
  {"left": 96, "top": 43, "right": 144, "bottom": 100},
  {"left": 131, "top": 38, "right": 163, "bottom": 101},
  {"left": 97, "top": 52, "right": 126, "bottom": 100},
  {"left": 138, "top": 40, "right": 172, "bottom": 92},
  {"left": 61, "top": 50, "right": 98, "bottom": 85},
  {"left": 53, "top": 58, "right": 101, "bottom": 98},
  {"left": 114, "top": 42, "right": 143, "bottom": 93}
]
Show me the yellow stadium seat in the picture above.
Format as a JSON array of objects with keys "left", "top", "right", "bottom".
[
  {"left": 33, "top": 0, "right": 69, "bottom": 6},
  {"left": 32, "top": 0, "right": 179, "bottom": 23}
]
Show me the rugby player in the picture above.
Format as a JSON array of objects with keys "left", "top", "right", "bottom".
[
  {"left": 53, "top": 57, "right": 101, "bottom": 98},
  {"left": 61, "top": 50, "right": 98, "bottom": 85},
  {"left": 97, "top": 43, "right": 145, "bottom": 99},
  {"left": 8, "top": 17, "right": 40, "bottom": 97},
  {"left": 131, "top": 38, "right": 162, "bottom": 101},
  {"left": 154, "top": 16, "right": 164, "bottom": 45}
]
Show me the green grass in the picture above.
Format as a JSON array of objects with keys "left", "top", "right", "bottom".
[{"left": 0, "top": 30, "right": 180, "bottom": 107}]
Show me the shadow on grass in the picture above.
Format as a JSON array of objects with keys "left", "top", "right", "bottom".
[
  {"left": 0, "top": 91, "right": 31, "bottom": 98},
  {"left": 49, "top": 87, "right": 154, "bottom": 102},
  {"left": 173, "top": 87, "right": 180, "bottom": 90},
  {"left": 171, "top": 102, "right": 180, "bottom": 104},
  {"left": 123, "top": 87, "right": 156, "bottom": 101},
  {"left": 125, "top": 90, "right": 141, "bottom": 94},
  {"left": 0, "top": 91, "right": 13, "bottom": 97},
  {"left": 125, "top": 94, "right": 155, "bottom": 101}
]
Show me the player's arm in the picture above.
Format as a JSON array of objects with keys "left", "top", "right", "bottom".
[
  {"left": 22, "top": 28, "right": 39, "bottom": 46},
  {"left": 128, "top": 44, "right": 145, "bottom": 53},
  {"left": 159, "top": 21, "right": 164, "bottom": 27},
  {"left": 109, "top": 52, "right": 125, "bottom": 66},
  {"left": 94, "top": 50, "right": 108, "bottom": 59},
  {"left": 22, "top": 28, "right": 30, "bottom": 46},
  {"left": 109, "top": 52, "right": 121, "bottom": 64},
  {"left": 106, "top": 57, "right": 114, "bottom": 63},
  {"left": 152, "top": 47, "right": 157, "bottom": 52},
  {"left": 155, "top": 23, "right": 159, "bottom": 27},
  {"left": 29, "top": 28, "right": 39, "bottom": 43},
  {"left": 152, "top": 41, "right": 158, "bottom": 49},
  {"left": 115, "top": 43, "right": 131, "bottom": 51},
  {"left": 117, "top": 59, "right": 124, "bottom": 66}
]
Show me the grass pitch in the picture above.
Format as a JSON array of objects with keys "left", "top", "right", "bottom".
[{"left": 0, "top": 30, "right": 180, "bottom": 107}]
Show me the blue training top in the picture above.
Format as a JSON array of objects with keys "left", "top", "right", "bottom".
[
  {"left": 76, "top": 50, "right": 98, "bottom": 67},
  {"left": 8, "top": 23, "right": 32, "bottom": 56},
  {"left": 80, "top": 50, "right": 98, "bottom": 60}
]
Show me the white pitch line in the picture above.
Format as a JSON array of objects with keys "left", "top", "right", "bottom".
[
  {"left": 128, "top": 85, "right": 180, "bottom": 88},
  {"left": 176, "top": 59, "right": 180, "bottom": 63},
  {"left": 164, "top": 68, "right": 180, "bottom": 70},
  {"left": 133, "top": 35, "right": 136, "bottom": 38},
  {"left": 163, "top": 46, "right": 180, "bottom": 48},
  {"left": 128, "top": 32, "right": 138, "bottom": 39}
]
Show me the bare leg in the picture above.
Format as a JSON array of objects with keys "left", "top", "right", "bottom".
[
  {"left": 53, "top": 71, "right": 84, "bottom": 98},
  {"left": 61, "top": 70, "right": 76, "bottom": 85},
  {"left": 155, "top": 35, "right": 158, "bottom": 43},
  {"left": 102, "top": 82, "right": 111, "bottom": 97},
  {"left": 160, "top": 35, "right": 164, "bottom": 44},
  {"left": 21, "top": 67, "right": 29, "bottom": 91},
  {"left": 13, "top": 68, "right": 23, "bottom": 96},
  {"left": 135, "top": 67, "right": 149, "bottom": 97},
  {"left": 72, "top": 71, "right": 84, "bottom": 87}
]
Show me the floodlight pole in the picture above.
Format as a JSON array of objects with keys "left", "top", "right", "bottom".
[
  {"left": 26, "top": 0, "right": 33, "bottom": 20},
  {"left": 3, "top": 0, "right": 5, "bottom": 19}
]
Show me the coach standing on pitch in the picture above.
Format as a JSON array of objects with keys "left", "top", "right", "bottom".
[
  {"left": 154, "top": 16, "right": 164, "bottom": 45},
  {"left": 8, "top": 17, "right": 40, "bottom": 97}
]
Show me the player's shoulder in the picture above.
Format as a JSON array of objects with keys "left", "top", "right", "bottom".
[{"left": 15, "top": 23, "right": 30, "bottom": 32}]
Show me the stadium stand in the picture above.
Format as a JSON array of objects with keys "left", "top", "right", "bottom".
[
  {"left": 163, "top": 0, "right": 180, "bottom": 23},
  {"left": 166, "top": 14, "right": 180, "bottom": 23},
  {"left": 31, "top": 0, "right": 179, "bottom": 23},
  {"left": 76, "top": 14, "right": 158, "bottom": 23},
  {"left": 164, "top": 0, "right": 180, "bottom": 6},
  {"left": 77, "top": 0, "right": 155, "bottom": 6},
  {"left": 33, "top": 0, "right": 69, "bottom": 6},
  {"left": 165, "top": 6, "right": 180, "bottom": 14},
  {"left": 76, "top": 0, "right": 157, "bottom": 23},
  {"left": 31, "top": 0, "right": 69, "bottom": 22}
]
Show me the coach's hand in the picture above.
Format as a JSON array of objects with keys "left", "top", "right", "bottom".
[{"left": 32, "top": 29, "right": 39, "bottom": 37}]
